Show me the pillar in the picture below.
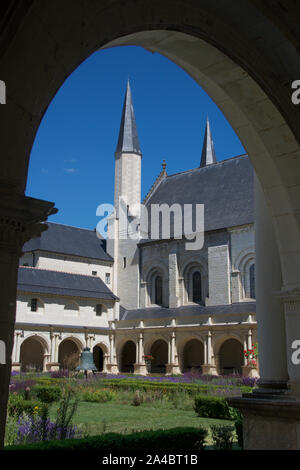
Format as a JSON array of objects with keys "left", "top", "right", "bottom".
[
  {"left": 108, "top": 333, "right": 118, "bottom": 374},
  {"left": 202, "top": 331, "right": 217, "bottom": 375},
  {"left": 166, "top": 322, "right": 181, "bottom": 375},
  {"left": 11, "top": 331, "right": 22, "bottom": 371},
  {"left": 254, "top": 176, "right": 288, "bottom": 389},
  {"left": 228, "top": 177, "right": 297, "bottom": 450},
  {"left": 0, "top": 191, "right": 56, "bottom": 449}
]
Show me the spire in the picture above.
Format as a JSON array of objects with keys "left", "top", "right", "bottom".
[
  {"left": 115, "top": 80, "right": 142, "bottom": 156},
  {"left": 200, "top": 117, "right": 217, "bottom": 167}
]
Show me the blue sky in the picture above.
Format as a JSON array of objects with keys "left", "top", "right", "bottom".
[{"left": 26, "top": 46, "right": 245, "bottom": 230}]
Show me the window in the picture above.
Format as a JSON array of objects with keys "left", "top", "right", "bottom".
[
  {"left": 105, "top": 273, "right": 111, "bottom": 284},
  {"left": 192, "top": 271, "right": 202, "bottom": 303},
  {"left": 30, "top": 298, "right": 37, "bottom": 312},
  {"left": 123, "top": 257, "right": 126, "bottom": 269},
  {"left": 92, "top": 271, "right": 97, "bottom": 276},
  {"left": 96, "top": 304, "right": 102, "bottom": 316},
  {"left": 250, "top": 264, "right": 255, "bottom": 299},
  {"left": 155, "top": 276, "right": 163, "bottom": 306}
]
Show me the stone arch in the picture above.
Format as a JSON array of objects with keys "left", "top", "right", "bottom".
[
  {"left": 181, "top": 338, "right": 205, "bottom": 373},
  {"left": 93, "top": 342, "right": 108, "bottom": 372},
  {"left": 148, "top": 338, "right": 168, "bottom": 374},
  {"left": 215, "top": 336, "right": 244, "bottom": 375},
  {"left": 20, "top": 334, "right": 48, "bottom": 372},
  {"left": 58, "top": 336, "right": 82, "bottom": 370},
  {"left": 120, "top": 340, "right": 136, "bottom": 373},
  {"left": 2, "top": 2, "right": 300, "bottom": 288}
]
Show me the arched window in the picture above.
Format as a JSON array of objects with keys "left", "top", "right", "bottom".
[
  {"left": 155, "top": 276, "right": 163, "bottom": 306},
  {"left": 192, "top": 271, "right": 202, "bottom": 303},
  {"left": 250, "top": 264, "right": 255, "bottom": 299}
]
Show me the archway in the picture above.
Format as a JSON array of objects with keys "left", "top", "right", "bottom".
[
  {"left": 182, "top": 339, "right": 204, "bottom": 373},
  {"left": 150, "top": 340, "right": 168, "bottom": 374},
  {"left": 1, "top": 1, "right": 300, "bottom": 450},
  {"left": 218, "top": 339, "right": 244, "bottom": 375},
  {"left": 58, "top": 338, "right": 80, "bottom": 371},
  {"left": 120, "top": 341, "right": 136, "bottom": 373},
  {"left": 93, "top": 345, "right": 104, "bottom": 372},
  {"left": 20, "top": 336, "right": 45, "bottom": 372}
]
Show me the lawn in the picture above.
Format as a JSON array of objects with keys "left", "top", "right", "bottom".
[{"left": 48, "top": 400, "right": 236, "bottom": 446}]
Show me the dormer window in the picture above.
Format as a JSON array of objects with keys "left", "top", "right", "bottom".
[
  {"left": 30, "top": 298, "right": 38, "bottom": 312},
  {"left": 96, "top": 304, "right": 102, "bottom": 316}
]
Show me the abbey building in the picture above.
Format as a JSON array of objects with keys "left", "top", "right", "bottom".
[{"left": 12, "top": 82, "right": 258, "bottom": 377}]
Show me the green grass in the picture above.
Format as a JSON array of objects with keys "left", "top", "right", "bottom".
[{"left": 48, "top": 401, "right": 235, "bottom": 446}]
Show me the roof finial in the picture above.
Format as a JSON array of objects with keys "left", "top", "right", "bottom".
[
  {"left": 200, "top": 117, "right": 217, "bottom": 167},
  {"left": 162, "top": 159, "right": 167, "bottom": 171}
]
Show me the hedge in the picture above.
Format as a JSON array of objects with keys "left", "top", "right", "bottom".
[
  {"left": 33, "top": 385, "right": 62, "bottom": 403},
  {"left": 5, "top": 427, "right": 208, "bottom": 453},
  {"left": 7, "top": 394, "right": 43, "bottom": 418},
  {"left": 93, "top": 379, "right": 252, "bottom": 397},
  {"left": 194, "top": 395, "right": 240, "bottom": 420}
]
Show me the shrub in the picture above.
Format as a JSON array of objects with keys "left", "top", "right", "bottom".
[
  {"left": 6, "top": 427, "right": 208, "bottom": 453},
  {"left": 210, "top": 425, "right": 235, "bottom": 450},
  {"left": 132, "top": 390, "right": 142, "bottom": 406},
  {"left": 33, "top": 385, "right": 62, "bottom": 403},
  {"left": 7, "top": 394, "right": 43, "bottom": 418},
  {"left": 194, "top": 395, "right": 233, "bottom": 420},
  {"left": 81, "top": 389, "right": 116, "bottom": 403}
]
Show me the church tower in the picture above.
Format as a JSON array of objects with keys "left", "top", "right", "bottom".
[{"left": 108, "top": 80, "right": 142, "bottom": 311}]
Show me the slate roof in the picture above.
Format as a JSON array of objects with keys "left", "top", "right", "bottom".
[
  {"left": 141, "top": 154, "right": 254, "bottom": 242},
  {"left": 120, "top": 302, "right": 256, "bottom": 321},
  {"left": 22, "top": 222, "right": 113, "bottom": 262},
  {"left": 17, "top": 267, "right": 117, "bottom": 300},
  {"left": 115, "top": 80, "right": 142, "bottom": 156}
]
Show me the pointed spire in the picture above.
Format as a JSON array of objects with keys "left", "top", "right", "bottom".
[
  {"left": 115, "top": 80, "right": 142, "bottom": 156},
  {"left": 200, "top": 117, "right": 216, "bottom": 167}
]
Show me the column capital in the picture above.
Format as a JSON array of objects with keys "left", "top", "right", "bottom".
[
  {"left": 0, "top": 192, "right": 57, "bottom": 255},
  {"left": 274, "top": 287, "right": 300, "bottom": 304}
]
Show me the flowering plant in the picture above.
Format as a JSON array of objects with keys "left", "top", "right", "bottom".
[
  {"left": 244, "top": 343, "right": 258, "bottom": 367},
  {"left": 143, "top": 355, "right": 154, "bottom": 361}
]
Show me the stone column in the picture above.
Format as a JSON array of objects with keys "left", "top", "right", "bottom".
[
  {"left": 108, "top": 333, "right": 118, "bottom": 374},
  {"left": 134, "top": 332, "right": 147, "bottom": 376},
  {"left": 280, "top": 292, "right": 300, "bottom": 396},
  {"left": 0, "top": 191, "right": 57, "bottom": 450},
  {"left": 11, "top": 331, "right": 22, "bottom": 372},
  {"left": 228, "top": 177, "right": 296, "bottom": 450},
  {"left": 46, "top": 330, "right": 59, "bottom": 371},
  {"left": 202, "top": 331, "right": 217, "bottom": 375},
  {"left": 254, "top": 176, "right": 288, "bottom": 389},
  {"left": 166, "top": 322, "right": 181, "bottom": 375}
]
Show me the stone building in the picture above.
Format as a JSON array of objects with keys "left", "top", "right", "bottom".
[{"left": 12, "top": 82, "right": 258, "bottom": 378}]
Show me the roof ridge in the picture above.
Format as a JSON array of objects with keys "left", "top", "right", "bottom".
[
  {"left": 166, "top": 153, "right": 248, "bottom": 179},
  {"left": 143, "top": 163, "right": 167, "bottom": 204}
]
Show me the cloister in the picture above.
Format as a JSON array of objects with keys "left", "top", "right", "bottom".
[{"left": 1, "top": 0, "right": 300, "bottom": 450}]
